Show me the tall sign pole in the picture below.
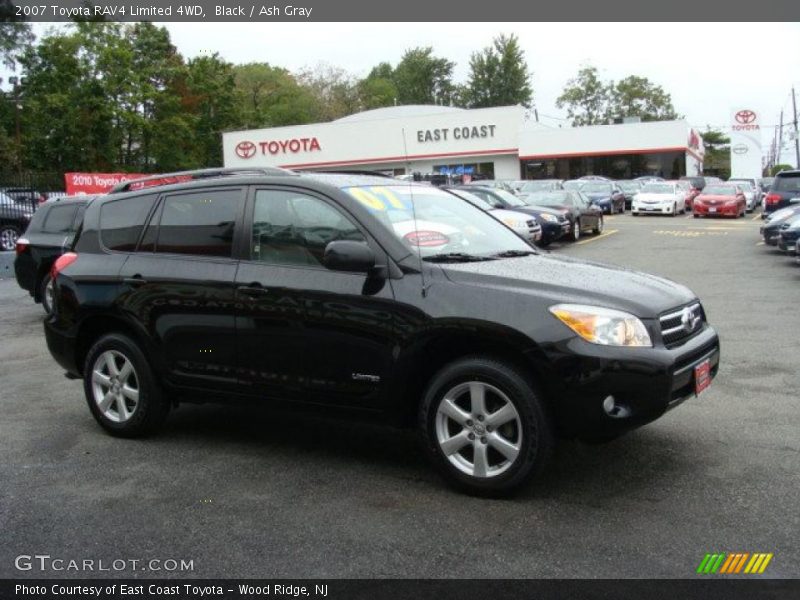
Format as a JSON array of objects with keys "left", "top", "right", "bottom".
[{"left": 792, "top": 87, "right": 800, "bottom": 168}]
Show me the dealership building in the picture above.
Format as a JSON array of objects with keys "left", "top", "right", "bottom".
[{"left": 223, "top": 105, "right": 704, "bottom": 180}]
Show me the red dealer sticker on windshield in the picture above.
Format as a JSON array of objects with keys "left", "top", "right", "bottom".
[{"left": 404, "top": 230, "right": 449, "bottom": 247}]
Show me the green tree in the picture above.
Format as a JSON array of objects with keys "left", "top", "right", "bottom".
[
  {"left": 233, "top": 62, "right": 318, "bottom": 128},
  {"left": 297, "top": 63, "right": 360, "bottom": 121},
  {"left": 392, "top": 47, "right": 455, "bottom": 105},
  {"left": 609, "top": 75, "right": 680, "bottom": 122},
  {"left": 701, "top": 127, "right": 730, "bottom": 179},
  {"left": 0, "top": 6, "right": 34, "bottom": 69},
  {"left": 556, "top": 66, "right": 610, "bottom": 126},
  {"left": 771, "top": 163, "right": 793, "bottom": 176},
  {"left": 357, "top": 62, "right": 397, "bottom": 110},
  {"left": 465, "top": 34, "right": 532, "bottom": 108},
  {"left": 557, "top": 65, "right": 681, "bottom": 126}
]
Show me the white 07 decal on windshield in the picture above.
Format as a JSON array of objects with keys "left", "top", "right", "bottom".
[{"left": 346, "top": 187, "right": 411, "bottom": 211}]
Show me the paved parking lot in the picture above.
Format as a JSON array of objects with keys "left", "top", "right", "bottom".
[{"left": 1, "top": 212, "right": 798, "bottom": 579}]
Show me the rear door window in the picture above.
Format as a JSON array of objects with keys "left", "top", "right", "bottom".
[
  {"left": 100, "top": 194, "right": 157, "bottom": 251},
  {"left": 773, "top": 174, "right": 800, "bottom": 193},
  {"left": 153, "top": 188, "right": 244, "bottom": 257},
  {"left": 42, "top": 205, "right": 79, "bottom": 234}
]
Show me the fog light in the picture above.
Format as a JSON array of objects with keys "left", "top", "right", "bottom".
[{"left": 603, "top": 395, "right": 631, "bottom": 418}]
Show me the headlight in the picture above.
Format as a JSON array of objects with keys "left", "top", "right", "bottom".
[
  {"left": 539, "top": 213, "right": 558, "bottom": 223},
  {"left": 549, "top": 304, "right": 652, "bottom": 347}
]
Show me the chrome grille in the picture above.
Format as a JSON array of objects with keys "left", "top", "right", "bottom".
[{"left": 660, "top": 302, "right": 704, "bottom": 347}]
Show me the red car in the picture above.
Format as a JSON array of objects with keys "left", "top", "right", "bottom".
[{"left": 692, "top": 184, "right": 746, "bottom": 218}]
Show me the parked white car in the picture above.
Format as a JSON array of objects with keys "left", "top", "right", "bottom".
[
  {"left": 728, "top": 179, "right": 759, "bottom": 212},
  {"left": 631, "top": 182, "right": 687, "bottom": 216}
]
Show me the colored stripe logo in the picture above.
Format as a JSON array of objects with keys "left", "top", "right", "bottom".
[{"left": 697, "top": 552, "right": 773, "bottom": 574}]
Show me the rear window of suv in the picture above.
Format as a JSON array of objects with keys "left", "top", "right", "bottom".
[
  {"left": 772, "top": 173, "right": 800, "bottom": 193},
  {"left": 42, "top": 205, "right": 79, "bottom": 233},
  {"left": 100, "top": 194, "right": 157, "bottom": 252}
]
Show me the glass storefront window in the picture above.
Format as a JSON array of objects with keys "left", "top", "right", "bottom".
[{"left": 522, "top": 151, "right": 687, "bottom": 180}]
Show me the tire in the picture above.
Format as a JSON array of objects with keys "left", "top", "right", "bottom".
[
  {"left": 39, "top": 274, "right": 55, "bottom": 315},
  {"left": 693, "top": 214, "right": 700, "bottom": 218},
  {"left": 572, "top": 219, "right": 581, "bottom": 241},
  {"left": 592, "top": 216, "right": 604, "bottom": 235},
  {"left": 83, "top": 333, "right": 169, "bottom": 438},
  {"left": 419, "top": 356, "right": 554, "bottom": 496},
  {"left": 0, "top": 225, "right": 20, "bottom": 252},
  {"left": 631, "top": 212, "right": 639, "bottom": 217},
  {"left": 671, "top": 203, "right": 677, "bottom": 217}
]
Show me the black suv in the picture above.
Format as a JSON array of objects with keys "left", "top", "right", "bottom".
[
  {"left": 45, "top": 169, "right": 720, "bottom": 495},
  {"left": 763, "top": 169, "right": 800, "bottom": 217},
  {"left": 14, "top": 196, "right": 93, "bottom": 314}
]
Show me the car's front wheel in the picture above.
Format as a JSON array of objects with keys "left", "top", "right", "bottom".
[
  {"left": 593, "top": 216, "right": 604, "bottom": 235},
  {"left": 83, "top": 334, "right": 169, "bottom": 438},
  {"left": 0, "top": 225, "right": 20, "bottom": 251},
  {"left": 419, "top": 357, "right": 554, "bottom": 496},
  {"left": 572, "top": 219, "right": 581, "bottom": 241}
]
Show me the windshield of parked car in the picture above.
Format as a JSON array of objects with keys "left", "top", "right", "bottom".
[
  {"left": 617, "top": 181, "right": 638, "bottom": 192},
  {"left": 447, "top": 189, "right": 494, "bottom": 211},
  {"left": 729, "top": 180, "right": 754, "bottom": 189},
  {"left": 580, "top": 183, "right": 613, "bottom": 194},
  {"left": 641, "top": 184, "right": 674, "bottom": 194},
  {"left": 703, "top": 185, "right": 738, "bottom": 196},
  {"left": 524, "top": 191, "right": 572, "bottom": 207},
  {"left": 343, "top": 185, "right": 532, "bottom": 259},
  {"left": 520, "top": 181, "right": 556, "bottom": 193}
]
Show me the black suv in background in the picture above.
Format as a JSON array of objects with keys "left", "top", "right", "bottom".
[
  {"left": 763, "top": 170, "right": 800, "bottom": 217},
  {"left": 45, "top": 169, "right": 720, "bottom": 495},
  {"left": 14, "top": 196, "right": 93, "bottom": 314}
]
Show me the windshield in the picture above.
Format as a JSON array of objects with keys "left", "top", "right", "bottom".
[
  {"left": 641, "top": 184, "right": 674, "bottom": 194},
  {"left": 520, "top": 181, "right": 555, "bottom": 193},
  {"left": 581, "top": 183, "right": 613, "bottom": 194},
  {"left": 618, "top": 181, "right": 640, "bottom": 193},
  {"left": 772, "top": 173, "right": 800, "bottom": 193},
  {"left": 448, "top": 189, "right": 494, "bottom": 211},
  {"left": 729, "top": 180, "right": 754, "bottom": 189},
  {"left": 524, "top": 191, "right": 572, "bottom": 207},
  {"left": 343, "top": 185, "right": 532, "bottom": 259},
  {"left": 562, "top": 180, "right": 582, "bottom": 190},
  {"left": 703, "top": 185, "right": 737, "bottom": 196}
]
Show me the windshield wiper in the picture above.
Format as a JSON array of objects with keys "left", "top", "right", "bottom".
[
  {"left": 422, "top": 252, "right": 497, "bottom": 263},
  {"left": 491, "top": 249, "right": 538, "bottom": 258}
]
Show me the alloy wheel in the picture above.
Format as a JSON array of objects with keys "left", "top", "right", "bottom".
[
  {"left": 0, "top": 228, "right": 18, "bottom": 251},
  {"left": 434, "top": 381, "right": 523, "bottom": 478},
  {"left": 91, "top": 350, "right": 140, "bottom": 423}
]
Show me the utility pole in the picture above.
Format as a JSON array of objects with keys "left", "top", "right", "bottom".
[
  {"left": 777, "top": 110, "right": 784, "bottom": 168},
  {"left": 793, "top": 87, "right": 800, "bottom": 168}
]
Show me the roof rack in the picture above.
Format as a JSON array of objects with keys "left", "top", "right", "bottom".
[
  {"left": 107, "top": 167, "right": 296, "bottom": 194},
  {"left": 300, "top": 169, "right": 395, "bottom": 178}
]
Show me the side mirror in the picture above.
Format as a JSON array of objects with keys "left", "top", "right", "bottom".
[{"left": 323, "top": 240, "right": 376, "bottom": 273}]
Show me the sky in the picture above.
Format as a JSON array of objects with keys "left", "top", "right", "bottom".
[{"left": 12, "top": 21, "right": 800, "bottom": 164}]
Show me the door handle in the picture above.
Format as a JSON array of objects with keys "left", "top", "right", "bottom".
[
  {"left": 237, "top": 285, "right": 268, "bottom": 297},
  {"left": 123, "top": 276, "right": 147, "bottom": 287}
]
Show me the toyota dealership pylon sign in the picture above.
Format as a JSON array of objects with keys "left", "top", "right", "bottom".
[{"left": 730, "top": 108, "right": 762, "bottom": 178}]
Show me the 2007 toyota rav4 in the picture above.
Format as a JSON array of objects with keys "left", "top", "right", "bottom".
[{"left": 45, "top": 169, "right": 720, "bottom": 495}]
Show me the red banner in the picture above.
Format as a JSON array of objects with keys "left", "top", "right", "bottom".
[{"left": 64, "top": 172, "right": 149, "bottom": 195}]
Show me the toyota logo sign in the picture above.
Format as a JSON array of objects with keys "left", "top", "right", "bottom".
[
  {"left": 235, "top": 141, "right": 257, "bottom": 159},
  {"left": 732, "top": 144, "right": 748, "bottom": 155},
  {"left": 735, "top": 110, "right": 756, "bottom": 125}
]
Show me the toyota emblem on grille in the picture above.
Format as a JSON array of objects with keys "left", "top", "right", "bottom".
[{"left": 681, "top": 307, "right": 700, "bottom": 333}]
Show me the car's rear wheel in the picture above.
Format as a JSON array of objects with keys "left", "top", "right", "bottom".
[
  {"left": 592, "top": 216, "right": 604, "bottom": 235},
  {"left": 39, "top": 274, "right": 55, "bottom": 315},
  {"left": 419, "top": 357, "right": 554, "bottom": 496},
  {"left": 0, "top": 225, "right": 20, "bottom": 251},
  {"left": 671, "top": 203, "right": 677, "bottom": 216},
  {"left": 83, "top": 334, "right": 169, "bottom": 438},
  {"left": 572, "top": 219, "right": 581, "bottom": 241}
]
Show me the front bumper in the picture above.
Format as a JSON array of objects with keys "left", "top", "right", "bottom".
[
  {"left": 539, "top": 221, "right": 569, "bottom": 243},
  {"left": 547, "top": 325, "right": 720, "bottom": 439},
  {"left": 694, "top": 204, "right": 739, "bottom": 217},
  {"left": 778, "top": 232, "right": 799, "bottom": 253},
  {"left": 761, "top": 226, "right": 780, "bottom": 245},
  {"left": 633, "top": 203, "right": 674, "bottom": 214}
]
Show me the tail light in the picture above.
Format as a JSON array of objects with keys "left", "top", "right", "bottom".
[
  {"left": 15, "top": 237, "right": 29, "bottom": 255},
  {"left": 765, "top": 193, "right": 781, "bottom": 205},
  {"left": 51, "top": 252, "right": 78, "bottom": 280}
]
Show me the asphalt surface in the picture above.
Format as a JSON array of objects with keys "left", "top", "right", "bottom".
[{"left": 1, "top": 211, "right": 798, "bottom": 579}]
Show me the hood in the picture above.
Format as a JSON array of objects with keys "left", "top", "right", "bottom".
[
  {"left": 584, "top": 193, "right": 612, "bottom": 202},
  {"left": 490, "top": 208, "right": 538, "bottom": 224},
  {"left": 439, "top": 253, "right": 695, "bottom": 318},
  {"left": 635, "top": 193, "right": 678, "bottom": 202},
  {"left": 500, "top": 204, "right": 567, "bottom": 219}
]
